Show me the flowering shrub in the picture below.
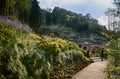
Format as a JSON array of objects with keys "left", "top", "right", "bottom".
[
  {"left": 0, "top": 15, "right": 31, "bottom": 32},
  {"left": 38, "top": 38, "right": 80, "bottom": 55},
  {"left": 0, "top": 19, "right": 92, "bottom": 79}
]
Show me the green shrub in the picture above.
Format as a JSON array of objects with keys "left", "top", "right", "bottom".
[
  {"left": 49, "top": 50, "right": 92, "bottom": 79},
  {"left": 38, "top": 38, "right": 80, "bottom": 55},
  {"left": 8, "top": 15, "right": 18, "bottom": 20},
  {"left": 0, "top": 23, "right": 91, "bottom": 79},
  {"left": 105, "top": 39, "right": 120, "bottom": 79}
]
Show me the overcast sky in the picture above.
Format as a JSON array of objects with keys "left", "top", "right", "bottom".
[{"left": 38, "top": 0, "right": 115, "bottom": 27}]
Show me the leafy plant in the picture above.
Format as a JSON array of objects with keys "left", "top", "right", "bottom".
[
  {"left": 0, "top": 15, "right": 31, "bottom": 32},
  {"left": 0, "top": 20, "right": 92, "bottom": 79},
  {"left": 105, "top": 39, "right": 120, "bottom": 79}
]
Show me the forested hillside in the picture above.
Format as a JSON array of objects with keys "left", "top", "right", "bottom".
[
  {"left": 38, "top": 7, "right": 107, "bottom": 35},
  {"left": 0, "top": 0, "right": 107, "bottom": 34}
]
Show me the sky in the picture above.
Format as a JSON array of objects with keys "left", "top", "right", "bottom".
[{"left": 38, "top": 0, "right": 115, "bottom": 27}]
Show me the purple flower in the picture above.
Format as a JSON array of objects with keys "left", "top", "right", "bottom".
[
  {"left": 0, "top": 15, "right": 32, "bottom": 32},
  {"left": 0, "top": 15, "right": 8, "bottom": 20}
]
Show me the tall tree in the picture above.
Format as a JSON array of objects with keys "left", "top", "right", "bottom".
[
  {"left": 0, "top": 0, "right": 9, "bottom": 16},
  {"left": 29, "top": 0, "right": 41, "bottom": 30},
  {"left": 8, "top": 0, "right": 16, "bottom": 15},
  {"left": 15, "top": 0, "right": 32, "bottom": 22},
  {"left": 40, "top": 10, "right": 46, "bottom": 24},
  {"left": 45, "top": 12, "right": 52, "bottom": 25}
]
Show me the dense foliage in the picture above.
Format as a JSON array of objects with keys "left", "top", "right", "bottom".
[
  {"left": 29, "top": 0, "right": 41, "bottom": 29},
  {"left": 38, "top": 38, "right": 80, "bottom": 55},
  {"left": 105, "top": 39, "right": 120, "bottom": 79},
  {"left": 0, "top": 15, "right": 31, "bottom": 32},
  {"left": 52, "top": 7, "right": 106, "bottom": 33},
  {"left": 0, "top": 16, "right": 92, "bottom": 79},
  {"left": 0, "top": 0, "right": 107, "bottom": 34}
]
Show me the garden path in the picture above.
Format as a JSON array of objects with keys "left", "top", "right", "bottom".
[{"left": 72, "top": 58, "right": 107, "bottom": 79}]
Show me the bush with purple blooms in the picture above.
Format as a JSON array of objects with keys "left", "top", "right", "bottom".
[
  {"left": 0, "top": 15, "right": 92, "bottom": 79},
  {"left": 0, "top": 15, "right": 31, "bottom": 32}
]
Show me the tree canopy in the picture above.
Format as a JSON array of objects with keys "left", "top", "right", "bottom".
[
  {"left": 0, "top": 0, "right": 107, "bottom": 34},
  {"left": 51, "top": 7, "right": 106, "bottom": 33}
]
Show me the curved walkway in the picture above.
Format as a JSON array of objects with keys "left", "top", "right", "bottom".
[{"left": 72, "top": 58, "right": 107, "bottom": 79}]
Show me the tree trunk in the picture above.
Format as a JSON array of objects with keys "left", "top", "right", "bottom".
[{"left": 0, "top": 0, "right": 8, "bottom": 16}]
